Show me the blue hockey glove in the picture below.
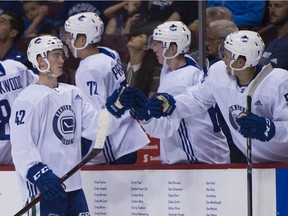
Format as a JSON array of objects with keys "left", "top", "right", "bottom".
[
  {"left": 106, "top": 86, "right": 129, "bottom": 118},
  {"left": 27, "top": 163, "right": 66, "bottom": 200},
  {"left": 118, "top": 87, "right": 138, "bottom": 108},
  {"left": 148, "top": 93, "right": 176, "bottom": 118},
  {"left": 122, "top": 88, "right": 151, "bottom": 121},
  {"left": 236, "top": 113, "right": 275, "bottom": 142}
]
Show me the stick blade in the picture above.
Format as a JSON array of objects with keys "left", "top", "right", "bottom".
[{"left": 94, "top": 109, "right": 111, "bottom": 149}]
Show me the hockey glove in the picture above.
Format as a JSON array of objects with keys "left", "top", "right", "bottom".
[
  {"left": 106, "top": 86, "right": 129, "bottom": 118},
  {"left": 118, "top": 87, "right": 138, "bottom": 108},
  {"left": 27, "top": 163, "right": 66, "bottom": 200},
  {"left": 236, "top": 113, "right": 275, "bottom": 142},
  {"left": 148, "top": 93, "right": 176, "bottom": 118},
  {"left": 123, "top": 88, "right": 151, "bottom": 121}
]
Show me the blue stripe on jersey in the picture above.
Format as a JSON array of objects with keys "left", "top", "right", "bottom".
[
  {"left": 0, "top": 63, "right": 6, "bottom": 76},
  {"left": 184, "top": 56, "right": 202, "bottom": 71},
  {"left": 98, "top": 47, "right": 116, "bottom": 60},
  {"left": 178, "top": 119, "right": 198, "bottom": 163},
  {"left": 103, "top": 136, "right": 116, "bottom": 163}
]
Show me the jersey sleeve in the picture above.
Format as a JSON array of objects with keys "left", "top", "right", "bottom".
[
  {"left": 10, "top": 99, "right": 42, "bottom": 178},
  {"left": 270, "top": 74, "right": 288, "bottom": 142},
  {"left": 26, "top": 69, "right": 39, "bottom": 84},
  {"left": 172, "top": 81, "right": 216, "bottom": 119},
  {"left": 80, "top": 92, "right": 120, "bottom": 141}
]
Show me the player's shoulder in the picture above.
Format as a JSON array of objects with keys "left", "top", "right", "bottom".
[
  {"left": 58, "top": 82, "right": 84, "bottom": 95},
  {"left": 98, "top": 46, "right": 120, "bottom": 60},
  {"left": 264, "top": 67, "right": 288, "bottom": 86},
  {"left": 13, "top": 84, "right": 39, "bottom": 103},
  {"left": 270, "top": 67, "right": 288, "bottom": 77},
  {"left": 1, "top": 59, "right": 27, "bottom": 70},
  {"left": 185, "top": 54, "right": 202, "bottom": 72},
  {"left": 206, "top": 60, "right": 228, "bottom": 79},
  {"left": 209, "top": 60, "right": 226, "bottom": 71}
]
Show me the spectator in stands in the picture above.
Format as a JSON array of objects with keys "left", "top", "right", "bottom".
[
  {"left": 22, "top": 1, "right": 53, "bottom": 38},
  {"left": 124, "top": 22, "right": 161, "bottom": 97},
  {"left": 206, "top": 19, "right": 238, "bottom": 68},
  {"left": 63, "top": 12, "right": 149, "bottom": 165},
  {"left": 109, "top": 21, "right": 230, "bottom": 164},
  {"left": 0, "top": 11, "right": 33, "bottom": 70},
  {"left": 0, "top": 1, "right": 24, "bottom": 18},
  {"left": 188, "top": 6, "right": 232, "bottom": 34},
  {"left": 188, "top": 6, "right": 233, "bottom": 52},
  {"left": 104, "top": 0, "right": 143, "bottom": 35},
  {"left": 259, "top": 0, "right": 288, "bottom": 70},
  {"left": 114, "top": 0, "right": 198, "bottom": 35},
  {"left": 188, "top": 6, "right": 234, "bottom": 70},
  {"left": 54, "top": 1, "right": 113, "bottom": 28},
  {"left": 38, "top": 22, "right": 59, "bottom": 37},
  {"left": 207, "top": 0, "right": 266, "bottom": 28}
]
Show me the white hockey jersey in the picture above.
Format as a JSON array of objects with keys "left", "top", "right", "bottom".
[
  {"left": 173, "top": 61, "right": 288, "bottom": 163},
  {"left": 10, "top": 83, "right": 119, "bottom": 200},
  {"left": 0, "top": 59, "right": 38, "bottom": 165},
  {"left": 75, "top": 47, "right": 149, "bottom": 164},
  {"left": 141, "top": 56, "right": 230, "bottom": 164}
]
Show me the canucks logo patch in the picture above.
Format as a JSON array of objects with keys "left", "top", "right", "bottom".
[
  {"left": 241, "top": 35, "right": 249, "bottom": 42},
  {"left": 169, "top": 24, "right": 177, "bottom": 31},
  {"left": 53, "top": 105, "right": 75, "bottom": 145},
  {"left": 228, "top": 104, "right": 247, "bottom": 131}
]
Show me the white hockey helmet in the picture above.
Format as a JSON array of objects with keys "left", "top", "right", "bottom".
[
  {"left": 223, "top": 30, "right": 265, "bottom": 69},
  {"left": 149, "top": 21, "right": 191, "bottom": 59},
  {"left": 27, "top": 35, "right": 68, "bottom": 74},
  {"left": 64, "top": 12, "right": 104, "bottom": 49}
]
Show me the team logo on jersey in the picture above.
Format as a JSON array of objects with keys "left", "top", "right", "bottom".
[
  {"left": 228, "top": 104, "right": 247, "bottom": 131},
  {"left": 53, "top": 105, "right": 75, "bottom": 145}
]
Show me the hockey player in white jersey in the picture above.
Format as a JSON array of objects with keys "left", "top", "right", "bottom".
[
  {"left": 63, "top": 12, "right": 149, "bottom": 164},
  {"left": 130, "top": 30, "right": 288, "bottom": 163},
  {"left": 10, "top": 35, "right": 120, "bottom": 215},
  {"left": 0, "top": 60, "right": 38, "bottom": 165},
  {"left": 110, "top": 21, "right": 230, "bottom": 164}
]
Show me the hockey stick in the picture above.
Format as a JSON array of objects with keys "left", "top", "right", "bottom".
[
  {"left": 245, "top": 63, "right": 273, "bottom": 216},
  {"left": 14, "top": 109, "right": 111, "bottom": 216}
]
